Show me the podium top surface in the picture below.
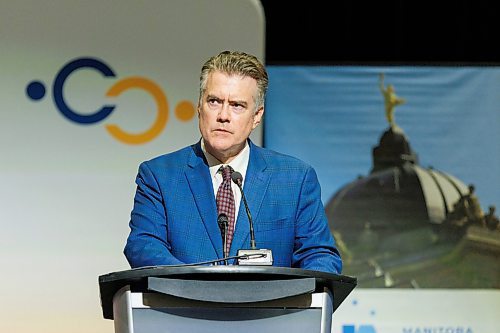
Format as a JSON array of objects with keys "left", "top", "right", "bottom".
[{"left": 98, "top": 266, "right": 356, "bottom": 319}]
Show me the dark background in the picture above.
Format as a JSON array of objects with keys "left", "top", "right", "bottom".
[{"left": 260, "top": 0, "right": 499, "bottom": 64}]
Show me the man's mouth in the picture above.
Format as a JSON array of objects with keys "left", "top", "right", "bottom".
[{"left": 214, "top": 128, "right": 231, "bottom": 133}]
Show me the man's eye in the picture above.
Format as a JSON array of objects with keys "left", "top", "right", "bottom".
[{"left": 232, "top": 104, "right": 245, "bottom": 111}]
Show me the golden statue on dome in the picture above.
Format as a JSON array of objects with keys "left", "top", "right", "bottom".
[{"left": 379, "top": 73, "right": 406, "bottom": 128}]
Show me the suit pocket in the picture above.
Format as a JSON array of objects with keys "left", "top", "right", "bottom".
[
  {"left": 253, "top": 217, "right": 293, "bottom": 232},
  {"left": 253, "top": 217, "right": 294, "bottom": 257}
]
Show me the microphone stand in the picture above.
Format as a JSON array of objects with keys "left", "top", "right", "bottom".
[
  {"left": 217, "top": 213, "right": 229, "bottom": 265},
  {"left": 223, "top": 225, "right": 228, "bottom": 265},
  {"left": 231, "top": 171, "right": 273, "bottom": 266}
]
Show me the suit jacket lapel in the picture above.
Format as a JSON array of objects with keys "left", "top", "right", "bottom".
[
  {"left": 229, "top": 141, "right": 271, "bottom": 256},
  {"left": 185, "top": 142, "right": 223, "bottom": 258}
]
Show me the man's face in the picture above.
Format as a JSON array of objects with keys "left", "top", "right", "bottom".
[{"left": 198, "top": 71, "right": 263, "bottom": 163}]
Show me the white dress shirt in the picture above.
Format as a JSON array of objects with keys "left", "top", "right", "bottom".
[{"left": 201, "top": 139, "right": 250, "bottom": 226}]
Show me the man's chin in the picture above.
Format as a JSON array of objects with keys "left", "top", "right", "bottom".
[
  {"left": 205, "top": 141, "right": 242, "bottom": 162},
  {"left": 212, "top": 145, "right": 233, "bottom": 155},
  {"left": 205, "top": 141, "right": 230, "bottom": 153}
]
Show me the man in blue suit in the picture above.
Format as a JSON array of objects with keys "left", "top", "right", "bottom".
[{"left": 124, "top": 51, "right": 342, "bottom": 274}]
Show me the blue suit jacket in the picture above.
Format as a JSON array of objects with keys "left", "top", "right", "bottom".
[{"left": 124, "top": 140, "right": 342, "bottom": 273}]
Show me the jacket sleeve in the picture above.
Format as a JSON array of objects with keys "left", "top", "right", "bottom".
[
  {"left": 292, "top": 166, "right": 343, "bottom": 274},
  {"left": 124, "top": 162, "right": 184, "bottom": 268}
]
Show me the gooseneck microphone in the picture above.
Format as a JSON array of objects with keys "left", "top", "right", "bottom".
[
  {"left": 217, "top": 213, "right": 229, "bottom": 263},
  {"left": 231, "top": 171, "right": 257, "bottom": 249},
  {"left": 231, "top": 170, "right": 273, "bottom": 266}
]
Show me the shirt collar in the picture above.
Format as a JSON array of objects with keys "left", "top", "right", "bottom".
[{"left": 201, "top": 138, "right": 250, "bottom": 185}]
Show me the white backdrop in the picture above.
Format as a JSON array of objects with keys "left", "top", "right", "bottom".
[{"left": 0, "top": 1, "right": 264, "bottom": 332}]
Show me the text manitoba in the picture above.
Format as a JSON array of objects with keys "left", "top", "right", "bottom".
[{"left": 403, "top": 327, "right": 472, "bottom": 333}]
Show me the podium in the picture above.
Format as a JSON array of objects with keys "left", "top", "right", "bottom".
[{"left": 99, "top": 266, "right": 356, "bottom": 333}]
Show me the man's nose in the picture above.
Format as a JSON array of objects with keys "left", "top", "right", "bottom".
[{"left": 217, "top": 104, "right": 231, "bottom": 121}]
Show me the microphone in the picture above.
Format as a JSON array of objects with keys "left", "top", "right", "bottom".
[
  {"left": 217, "top": 213, "right": 229, "bottom": 265},
  {"left": 231, "top": 171, "right": 273, "bottom": 266}
]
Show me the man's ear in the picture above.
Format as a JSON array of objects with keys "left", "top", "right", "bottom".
[{"left": 252, "top": 106, "right": 264, "bottom": 129}]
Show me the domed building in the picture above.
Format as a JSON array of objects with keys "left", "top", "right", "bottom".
[{"left": 326, "top": 125, "right": 500, "bottom": 288}]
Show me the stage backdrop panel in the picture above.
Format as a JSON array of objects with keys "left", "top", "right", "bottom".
[
  {"left": 0, "top": 1, "right": 264, "bottom": 332},
  {"left": 265, "top": 66, "right": 500, "bottom": 330}
]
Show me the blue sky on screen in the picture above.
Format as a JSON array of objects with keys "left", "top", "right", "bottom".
[{"left": 264, "top": 66, "right": 499, "bottom": 209}]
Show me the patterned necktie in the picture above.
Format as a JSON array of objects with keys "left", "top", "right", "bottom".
[{"left": 216, "top": 165, "right": 235, "bottom": 256}]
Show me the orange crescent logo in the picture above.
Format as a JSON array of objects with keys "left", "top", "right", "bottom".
[{"left": 105, "top": 77, "right": 168, "bottom": 144}]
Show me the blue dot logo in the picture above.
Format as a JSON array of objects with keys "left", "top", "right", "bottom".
[{"left": 26, "top": 81, "right": 46, "bottom": 100}]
